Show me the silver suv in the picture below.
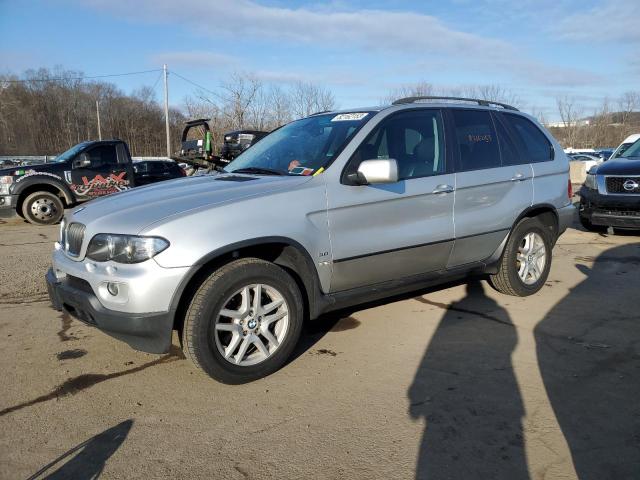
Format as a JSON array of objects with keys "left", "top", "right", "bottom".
[{"left": 47, "top": 97, "right": 574, "bottom": 383}]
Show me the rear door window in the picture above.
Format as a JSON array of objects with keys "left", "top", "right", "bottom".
[
  {"left": 502, "top": 113, "right": 552, "bottom": 163},
  {"left": 451, "top": 109, "right": 501, "bottom": 171}
]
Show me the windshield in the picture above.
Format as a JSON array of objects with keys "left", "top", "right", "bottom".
[
  {"left": 54, "top": 142, "right": 90, "bottom": 163},
  {"left": 226, "top": 112, "right": 373, "bottom": 176},
  {"left": 620, "top": 139, "right": 640, "bottom": 158}
]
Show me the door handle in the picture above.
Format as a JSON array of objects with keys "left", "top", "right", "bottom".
[
  {"left": 432, "top": 184, "right": 455, "bottom": 194},
  {"left": 511, "top": 173, "right": 525, "bottom": 181}
]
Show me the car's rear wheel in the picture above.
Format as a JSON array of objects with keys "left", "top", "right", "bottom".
[
  {"left": 22, "top": 191, "right": 64, "bottom": 225},
  {"left": 181, "top": 258, "right": 303, "bottom": 384},
  {"left": 489, "top": 217, "right": 553, "bottom": 296}
]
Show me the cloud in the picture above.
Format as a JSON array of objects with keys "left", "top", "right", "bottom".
[
  {"left": 556, "top": 0, "right": 640, "bottom": 43},
  {"left": 80, "top": 0, "right": 513, "bottom": 59},
  {"left": 150, "top": 51, "right": 237, "bottom": 69}
]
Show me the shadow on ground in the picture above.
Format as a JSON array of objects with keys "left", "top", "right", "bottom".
[
  {"left": 26, "top": 420, "right": 133, "bottom": 479},
  {"left": 407, "top": 242, "right": 640, "bottom": 479},
  {"left": 409, "top": 281, "right": 528, "bottom": 479},
  {"left": 535, "top": 243, "right": 640, "bottom": 479}
]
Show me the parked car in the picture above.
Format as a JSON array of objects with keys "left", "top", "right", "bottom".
[
  {"left": 46, "top": 97, "right": 573, "bottom": 383},
  {"left": 609, "top": 134, "right": 640, "bottom": 160},
  {"left": 569, "top": 153, "right": 603, "bottom": 172},
  {"left": 0, "top": 140, "right": 182, "bottom": 225},
  {"left": 579, "top": 138, "right": 640, "bottom": 231},
  {"left": 219, "top": 130, "right": 269, "bottom": 162},
  {"left": 133, "top": 160, "right": 186, "bottom": 186},
  {"left": 595, "top": 148, "right": 614, "bottom": 160},
  {"left": 0, "top": 159, "right": 19, "bottom": 168}
]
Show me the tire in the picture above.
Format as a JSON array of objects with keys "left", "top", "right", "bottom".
[
  {"left": 181, "top": 258, "right": 304, "bottom": 384},
  {"left": 488, "top": 217, "right": 553, "bottom": 297},
  {"left": 21, "top": 191, "right": 64, "bottom": 225}
]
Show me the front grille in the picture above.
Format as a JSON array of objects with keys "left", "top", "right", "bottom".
[
  {"left": 606, "top": 176, "right": 640, "bottom": 194},
  {"left": 65, "top": 222, "right": 85, "bottom": 256}
]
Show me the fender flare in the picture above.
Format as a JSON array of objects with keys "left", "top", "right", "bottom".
[
  {"left": 167, "top": 236, "right": 327, "bottom": 330},
  {"left": 12, "top": 175, "right": 75, "bottom": 205},
  {"left": 483, "top": 203, "right": 560, "bottom": 274}
]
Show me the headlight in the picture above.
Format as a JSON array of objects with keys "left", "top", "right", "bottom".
[
  {"left": 0, "top": 176, "right": 12, "bottom": 195},
  {"left": 86, "top": 234, "right": 169, "bottom": 263},
  {"left": 584, "top": 173, "right": 597, "bottom": 190}
]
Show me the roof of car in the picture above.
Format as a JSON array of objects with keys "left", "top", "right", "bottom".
[{"left": 320, "top": 97, "right": 523, "bottom": 117}]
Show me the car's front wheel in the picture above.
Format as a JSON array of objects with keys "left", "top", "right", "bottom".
[
  {"left": 181, "top": 258, "right": 303, "bottom": 384},
  {"left": 22, "top": 191, "right": 64, "bottom": 225},
  {"left": 489, "top": 217, "right": 553, "bottom": 296}
]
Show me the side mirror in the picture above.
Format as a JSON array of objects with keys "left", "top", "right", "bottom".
[
  {"left": 73, "top": 153, "right": 91, "bottom": 169},
  {"left": 352, "top": 159, "right": 399, "bottom": 185}
]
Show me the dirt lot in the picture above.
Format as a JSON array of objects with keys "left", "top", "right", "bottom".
[{"left": 0, "top": 215, "right": 639, "bottom": 479}]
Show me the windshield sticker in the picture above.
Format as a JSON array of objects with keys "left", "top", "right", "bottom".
[
  {"left": 312, "top": 167, "right": 325, "bottom": 176},
  {"left": 331, "top": 112, "right": 369, "bottom": 122},
  {"left": 289, "top": 166, "right": 314, "bottom": 176}
]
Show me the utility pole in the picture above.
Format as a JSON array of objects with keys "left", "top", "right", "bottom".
[
  {"left": 163, "top": 64, "right": 171, "bottom": 158},
  {"left": 95, "top": 100, "right": 102, "bottom": 140}
]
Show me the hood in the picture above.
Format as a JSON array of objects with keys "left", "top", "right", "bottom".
[
  {"left": 0, "top": 162, "right": 63, "bottom": 177},
  {"left": 596, "top": 157, "right": 640, "bottom": 176},
  {"left": 70, "top": 173, "right": 312, "bottom": 234}
]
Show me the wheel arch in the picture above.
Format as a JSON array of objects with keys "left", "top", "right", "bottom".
[
  {"left": 484, "top": 204, "right": 560, "bottom": 274},
  {"left": 14, "top": 178, "right": 75, "bottom": 214},
  {"left": 170, "top": 237, "right": 323, "bottom": 335}
]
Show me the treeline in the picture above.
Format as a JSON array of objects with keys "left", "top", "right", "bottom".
[
  {"left": 181, "top": 71, "right": 336, "bottom": 149},
  {"left": 1, "top": 68, "right": 638, "bottom": 156},
  {"left": 0, "top": 68, "right": 186, "bottom": 156},
  {"left": 550, "top": 93, "right": 640, "bottom": 148}
]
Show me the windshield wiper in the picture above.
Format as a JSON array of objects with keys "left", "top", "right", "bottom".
[{"left": 231, "top": 167, "right": 284, "bottom": 176}]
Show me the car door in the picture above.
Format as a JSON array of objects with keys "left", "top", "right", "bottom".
[
  {"left": 326, "top": 108, "right": 455, "bottom": 292},
  {"left": 70, "top": 144, "right": 131, "bottom": 200},
  {"left": 447, "top": 108, "right": 533, "bottom": 268}
]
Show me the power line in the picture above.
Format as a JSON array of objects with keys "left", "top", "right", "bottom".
[
  {"left": 171, "top": 70, "right": 220, "bottom": 98},
  {"left": 2, "top": 69, "right": 162, "bottom": 83}
]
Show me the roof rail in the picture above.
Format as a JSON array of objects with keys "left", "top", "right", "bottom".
[{"left": 391, "top": 96, "right": 519, "bottom": 111}]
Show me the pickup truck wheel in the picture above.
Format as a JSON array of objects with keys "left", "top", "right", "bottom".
[
  {"left": 182, "top": 258, "right": 303, "bottom": 384},
  {"left": 22, "top": 191, "right": 64, "bottom": 225},
  {"left": 488, "top": 217, "right": 552, "bottom": 296}
]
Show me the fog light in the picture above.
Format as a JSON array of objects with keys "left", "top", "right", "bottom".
[
  {"left": 0, "top": 197, "right": 5, "bottom": 205},
  {"left": 106, "top": 282, "right": 119, "bottom": 296}
]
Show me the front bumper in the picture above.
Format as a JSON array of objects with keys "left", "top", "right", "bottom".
[
  {"left": 46, "top": 268, "right": 174, "bottom": 353},
  {"left": 579, "top": 187, "right": 640, "bottom": 229},
  {"left": 0, "top": 194, "right": 18, "bottom": 214}
]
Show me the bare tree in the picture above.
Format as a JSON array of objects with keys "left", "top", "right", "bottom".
[
  {"left": 556, "top": 96, "right": 584, "bottom": 148},
  {"left": 383, "top": 81, "right": 435, "bottom": 104},
  {"left": 290, "top": 81, "right": 336, "bottom": 119}
]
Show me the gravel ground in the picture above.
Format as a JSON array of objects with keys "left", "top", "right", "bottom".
[{"left": 0, "top": 216, "right": 639, "bottom": 479}]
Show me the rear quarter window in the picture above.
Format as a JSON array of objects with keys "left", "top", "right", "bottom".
[{"left": 502, "top": 113, "right": 552, "bottom": 163}]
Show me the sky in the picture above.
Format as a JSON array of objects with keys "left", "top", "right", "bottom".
[{"left": 0, "top": 0, "right": 638, "bottom": 120}]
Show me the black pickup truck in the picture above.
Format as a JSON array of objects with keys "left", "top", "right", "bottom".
[
  {"left": 579, "top": 138, "right": 640, "bottom": 231},
  {"left": 0, "top": 140, "right": 180, "bottom": 225}
]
